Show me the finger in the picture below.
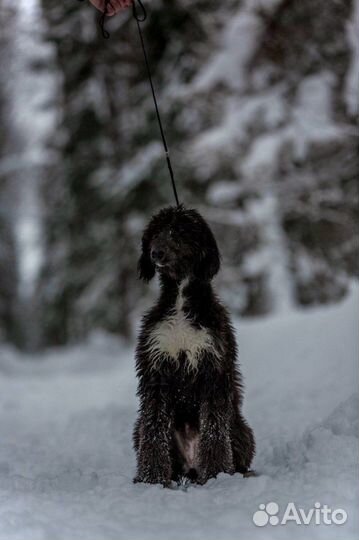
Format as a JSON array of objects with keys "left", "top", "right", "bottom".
[
  {"left": 114, "top": 0, "right": 133, "bottom": 12},
  {"left": 101, "top": 1, "right": 116, "bottom": 16},
  {"left": 107, "top": 2, "right": 116, "bottom": 16},
  {"left": 88, "top": 0, "right": 129, "bottom": 16},
  {"left": 104, "top": 0, "right": 133, "bottom": 15}
]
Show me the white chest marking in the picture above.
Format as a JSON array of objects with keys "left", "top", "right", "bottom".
[{"left": 146, "top": 281, "right": 219, "bottom": 371}]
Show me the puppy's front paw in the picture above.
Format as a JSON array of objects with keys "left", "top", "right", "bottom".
[
  {"left": 197, "top": 460, "right": 235, "bottom": 485},
  {"left": 197, "top": 472, "right": 213, "bottom": 485},
  {"left": 242, "top": 468, "right": 256, "bottom": 478},
  {"left": 196, "top": 465, "right": 218, "bottom": 485},
  {"left": 133, "top": 474, "right": 144, "bottom": 484},
  {"left": 134, "top": 450, "right": 172, "bottom": 487}
]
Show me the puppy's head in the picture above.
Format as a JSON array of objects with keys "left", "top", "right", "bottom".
[{"left": 138, "top": 205, "right": 220, "bottom": 282}]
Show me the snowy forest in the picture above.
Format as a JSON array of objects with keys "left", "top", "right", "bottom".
[
  {"left": 0, "top": 0, "right": 357, "bottom": 350},
  {"left": 0, "top": 1, "right": 358, "bottom": 539}
]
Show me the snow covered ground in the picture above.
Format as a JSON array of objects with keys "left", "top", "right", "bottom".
[{"left": 0, "top": 287, "right": 358, "bottom": 540}]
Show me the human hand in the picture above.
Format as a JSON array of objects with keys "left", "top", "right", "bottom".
[{"left": 89, "top": 0, "right": 133, "bottom": 16}]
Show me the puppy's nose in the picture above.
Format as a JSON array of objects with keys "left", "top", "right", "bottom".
[
  {"left": 151, "top": 249, "right": 165, "bottom": 262},
  {"left": 151, "top": 248, "right": 166, "bottom": 262}
]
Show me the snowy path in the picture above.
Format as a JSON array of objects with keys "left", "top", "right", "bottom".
[{"left": 0, "top": 290, "right": 358, "bottom": 540}]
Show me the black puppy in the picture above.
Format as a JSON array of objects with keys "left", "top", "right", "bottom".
[{"left": 133, "top": 205, "right": 255, "bottom": 486}]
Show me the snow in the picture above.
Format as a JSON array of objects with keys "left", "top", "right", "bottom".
[
  {"left": 0, "top": 288, "right": 358, "bottom": 539},
  {"left": 242, "top": 72, "right": 343, "bottom": 180},
  {"left": 207, "top": 181, "right": 243, "bottom": 206},
  {"left": 193, "top": 10, "right": 262, "bottom": 93},
  {"left": 91, "top": 142, "right": 163, "bottom": 198},
  {"left": 243, "top": 194, "right": 294, "bottom": 312}
]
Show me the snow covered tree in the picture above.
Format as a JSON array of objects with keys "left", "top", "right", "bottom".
[
  {"left": 0, "top": 0, "right": 18, "bottom": 343},
  {"left": 0, "top": 178, "right": 17, "bottom": 343},
  {"left": 249, "top": 0, "right": 359, "bottom": 307},
  {"left": 38, "top": 0, "right": 358, "bottom": 345},
  {"left": 39, "top": 0, "right": 149, "bottom": 344}
]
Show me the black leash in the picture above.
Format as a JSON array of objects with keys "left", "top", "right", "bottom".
[
  {"left": 98, "top": 1, "right": 111, "bottom": 39},
  {"left": 132, "top": 1, "right": 180, "bottom": 207},
  {"left": 78, "top": 0, "right": 180, "bottom": 207}
]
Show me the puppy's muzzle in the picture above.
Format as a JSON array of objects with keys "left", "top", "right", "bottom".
[{"left": 151, "top": 248, "right": 167, "bottom": 265}]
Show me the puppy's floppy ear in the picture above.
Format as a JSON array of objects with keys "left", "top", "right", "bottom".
[
  {"left": 193, "top": 216, "right": 221, "bottom": 281},
  {"left": 137, "top": 251, "right": 155, "bottom": 282},
  {"left": 137, "top": 223, "right": 155, "bottom": 282}
]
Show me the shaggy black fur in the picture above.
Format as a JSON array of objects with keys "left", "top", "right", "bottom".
[{"left": 133, "top": 205, "right": 255, "bottom": 486}]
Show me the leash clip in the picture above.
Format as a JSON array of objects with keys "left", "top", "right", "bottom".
[{"left": 133, "top": 0, "right": 147, "bottom": 22}]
